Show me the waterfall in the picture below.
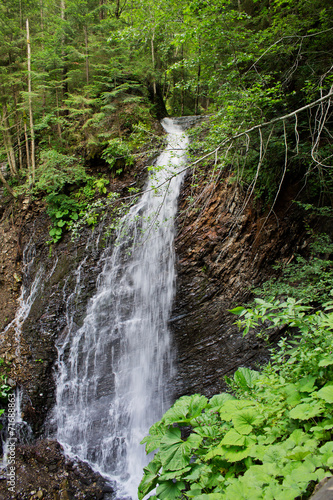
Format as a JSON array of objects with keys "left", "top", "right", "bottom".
[
  {"left": 55, "top": 118, "right": 189, "bottom": 499},
  {"left": 2, "top": 232, "right": 45, "bottom": 359}
]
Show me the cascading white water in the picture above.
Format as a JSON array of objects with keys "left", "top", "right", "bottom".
[
  {"left": 55, "top": 118, "right": 189, "bottom": 499},
  {"left": 1, "top": 233, "right": 47, "bottom": 359}
]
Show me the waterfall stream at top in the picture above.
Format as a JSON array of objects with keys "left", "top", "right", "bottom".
[{"left": 55, "top": 118, "right": 189, "bottom": 499}]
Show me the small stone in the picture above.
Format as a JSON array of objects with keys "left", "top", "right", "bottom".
[
  {"left": 13, "top": 272, "right": 22, "bottom": 282},
  {"left": 59, "top": 491, "right": 71, "bottom": 500}
]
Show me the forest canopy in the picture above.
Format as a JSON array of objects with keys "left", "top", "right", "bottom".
[{"left": 0, "top": 0, "right": 332, "bottom": 213}]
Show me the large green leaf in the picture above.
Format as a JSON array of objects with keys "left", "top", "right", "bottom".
[
  {"left": 234, "top": 367, "right": 260, "bottom": 390},
  {"left": 194, "top": 424, "right": 222, "bottom": 439},
  {"left": 282, "top": 384, "right": 301, "bottom": 407},
  {"left": 289, "top": 402, "right": 323, "bottom": 420},
  {"left": 163, "top": 394, "right": 208, "bottom": 425},
  {"left": 297, "top": 376, "right": 317, "bottom": 393},
  {"left": 141, "top": 421, "right": 165, "bottom": 454},
  {"left": 159, "top": 427, "right": 202, "bottom": 471},
  {"left": 159, "top": 466, "right": 191, "bottom": 481},
  {"left": 319, "top": 440, "right": 333, "bottom": 465},
  {"left": 156, "top": 480, "right": 185, "bottom": 499},
  {"left": 224, "top": 477, "right": 262, "bottom": 500},
  {"left": 317, "top": 385, "right": 333, "bottom": 403},
  {"left": 219, "top": 399, "right": 255, "bottom": 421},
  {"left": 224, "top": 445, "right": 253, "bottom": 462},
  {"left": 185, "top": 464, "right": 212, "bottom": 481},
  {"left": 243, "top": 464, "right": 274, "bottom": 487},
  {"left": 263, "top": 483, "right": 299, "bottom": 500},
  {"left": 287, "top": 429, "right": 308, "bottom": 446},
  {"left": 138, "top": 460, "right": 161, "bottom": 500},
  {"left": 208, "top": 393, "right": 235, "bottom": 409},
  {"left": 186, "top": 486, "right": 203, "bottom": 498},
  {"left": 233, "top": 409, "right": 263, "bottom": 435},
  {"left": 318, "top": 356, "right": 333, "bottom": 367},
  {"left": 283, "top": 461, "right": 316, "bottom": 486},
  {"left": 258, "top": 443, "right": 288, "bottom": 464},
  {"left": 221, "top": 429, "right": 246, "bottom": 446},
  {"left": 286, "top": 447, "right": 312, "bottom": 461}
]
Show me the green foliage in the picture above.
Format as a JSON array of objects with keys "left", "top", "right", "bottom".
[
  {"left": 101, "top": 138, "right": 134, "bottom": 176},
  {"left": 139, "top": 299, "right": 333, "bottom": 499},
  {"left": 252, "top": 231, "right": 333, "bottom": 306},
  {"left": 45, "top": 174, "right": 111, "bottom": 243},
  {"left": 46, "top": 193, "right": 85, "bottom": 244},
  {"left": 1, "top": 0, "right": 332, "bottom": 210},
  {"left": 0, "top": 358, "right": 12, "bottom": 418},
  {"left": 34, "top": 150, "right": 87, "bottom": 194}
]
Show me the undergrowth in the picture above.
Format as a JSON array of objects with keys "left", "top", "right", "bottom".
[{"left": 139, "top": 252, "right": 333, "bottom": 499}]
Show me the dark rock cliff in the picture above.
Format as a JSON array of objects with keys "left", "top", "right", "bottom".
[
  {"left": 171, "top": 167, "right": 304, "bottom": 398},
  {"left": 0, "top": 126, "right": 305, "bottom": 498}
]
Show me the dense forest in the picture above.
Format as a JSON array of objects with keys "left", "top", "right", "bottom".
[
  {"left": 1, "top": 0, "right": 333, "bottom": 208},
  {"left": 1, "top": 0, "right": 333, "bottom": 499}
]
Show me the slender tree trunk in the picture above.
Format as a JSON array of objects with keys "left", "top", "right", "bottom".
[
  {"left": 26, "top": 18, "right": 35, "bottom": 184},
  {"left": 55, "top": 87, "right": 62, "bottom": 140},
  {"left": 23, "top": 116, "right": 31, "bottom": 184},
  {"left": 16, "top": 123, "right": 23, "bottom": 171},
  {"left": 181, "top": 44, "right": 184, "bottom": 115},
  {"left": 195, "top": 40, "right": 201, "bottom": 115},
  {"left": 151, "top": 30, "right": 156, "bottom": 96},
  {"left": 12, "top": 90, "right": 23, "bottom": 170},
  {"left": 60, "top": 0, "right": 68, "bottom": 97},
  {"left": 84, "top": 26, "right": 89, "bottom": 85},
  {"left": 19, "top": 0, "right": 22, "bottom": 29},
  {"left": 2, "top": 104, "right": 17, "bottom": 176},
  {"left": 0, "top": 169, "right": 16, "bottom": 198},
  {"left": 115, "top": 0, "right": 120, "bottom": 19},
  {"left": 40, "top": 0, "right": 46, "bottom": 117},
  {"left": 17, "top": 125, "right": 23, "bottom": 170},
  {"left": 99, "top": 0, "right": 105, "bottom": 20}
]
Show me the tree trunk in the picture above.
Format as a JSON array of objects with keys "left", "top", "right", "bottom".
[
  {"left": 60, "top": 0, "right": 68, "bottom": 97},
  {"left": 195, "top": 40, "right": 201, "bottom": 115},
  {"left": 23, "top": 116, "right": 31, "bottom": 184},
  {"left": 0, "top": 169, "right": 16, "bottom": 197},
  {"left": 181, "top": 44, "right": 184, "bottom": 115},
  {"left": 12, "top": 90, "right": 23, "bottom": 170},
  {"left": 151, "top": 30, "right": 156, "bottom": 96},
  {"left": 99, "top": 0, "right": 105, "bottom": 20},
  {"left": 1, "top": 104, "right": 17, "bottom": 176},
  {"left": 115, "top": 0, "right": 120, "bottom": 19},
  {"left": 55, "top": 87, "right": 62, "bottom": 141},
  {"left": 26, "top": 18, "right": 36, "bottom": 184},
  {"left": 84, "top": 26, "right": 89, "bottom": 85}
]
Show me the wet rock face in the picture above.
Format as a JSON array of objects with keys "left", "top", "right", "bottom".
[
  {"left": 0, "top": 152, "right": 151, "bottom": 434},
  {"left": 171, "top": 169, "right": 304, "bottom": 398},
  {"left": 0, "top": 439, "right": 112, "bottom": 499},
  {"left": 0, "top": 210, "right": 107, "bottom": 436}
]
